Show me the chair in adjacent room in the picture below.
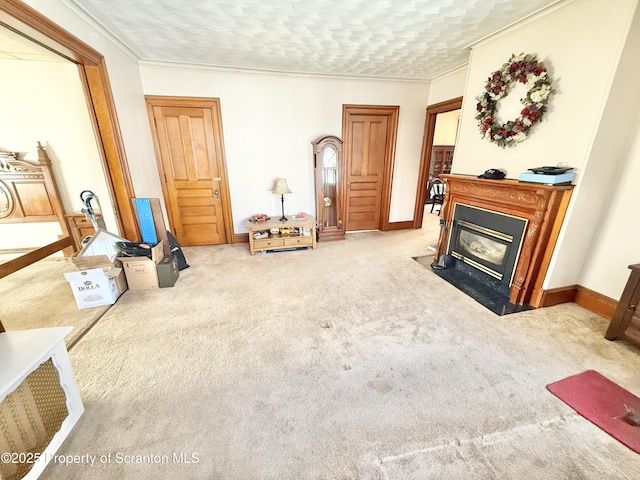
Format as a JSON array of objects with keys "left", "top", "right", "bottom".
[{"left": 427, "top": 178, "right": 445, "bottom": 214}]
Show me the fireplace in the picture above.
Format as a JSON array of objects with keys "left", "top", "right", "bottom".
[
  {"left": 447, "top": 204, "right": 527, "bottom": 296},
  {"left": 435, "top": 174, "right": 573, "bottom": 307}
]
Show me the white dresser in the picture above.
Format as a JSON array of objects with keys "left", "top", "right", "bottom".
[{"left": 0, "top": 327, "right": 84, "bottom": 479}]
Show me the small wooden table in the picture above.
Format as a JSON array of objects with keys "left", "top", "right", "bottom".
[
  {"left": 605, "top": 263, "right": 640, "bottom": 347},
  {"left": 245, "top": 215, "right": 317, "bottom": 255},
  {"left": 65, "top": 211, "right": 104, "bottom": 252}
]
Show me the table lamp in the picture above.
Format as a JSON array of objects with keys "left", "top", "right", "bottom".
[{"left": 273, "top": 178, "right": 292, "bottom": 221}]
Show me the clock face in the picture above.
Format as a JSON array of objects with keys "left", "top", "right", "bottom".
[{"left": 323, "top": 146, "right": 337, "bottom": 167}]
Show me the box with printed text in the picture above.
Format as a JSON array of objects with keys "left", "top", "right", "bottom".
[
  {"left": 118, "top": 240, "right": 164, "bottom": 291},
  {"left": 64, "top": 267, "right": 127, "bottom": 309}
]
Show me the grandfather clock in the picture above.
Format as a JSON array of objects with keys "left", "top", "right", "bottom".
[{"left": 311, "top": 135, "right": 345, "bottom": 241}]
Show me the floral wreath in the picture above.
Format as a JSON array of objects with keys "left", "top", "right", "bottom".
[{"left": 475, "top": 53, "right": 553, "bottom": 148}]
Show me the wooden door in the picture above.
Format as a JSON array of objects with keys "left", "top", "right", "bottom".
[
  {"left": 146, "top": 96, "right": 232, "bottom": 246},
  {"left": 342, "top": 105, "right": 399, "bottom": 232}
]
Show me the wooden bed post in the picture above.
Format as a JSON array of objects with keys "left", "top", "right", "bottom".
[
  {"left": 0, "top": 145, "right": 74, "bottom": 278},
  {"left": 36, "top": 142, "right": 73, "bottom": 255}
]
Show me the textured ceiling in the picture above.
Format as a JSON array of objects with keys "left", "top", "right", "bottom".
[{"left": 70, "top": 0, "right": 561, "bottom": 81}]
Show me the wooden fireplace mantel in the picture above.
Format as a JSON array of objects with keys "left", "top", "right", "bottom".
[{"left": 436, "top": 174, "right": 573, "bottom": 307}]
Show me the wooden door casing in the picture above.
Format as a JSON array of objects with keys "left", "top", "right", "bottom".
[
  {"left": 342, "top": 105, "right": 399, "bottom": 232},
  {"left": 413, "top": 97, "right": 463, "bottom": 229},
  {"left": 146, "top": 96, "right": 233, "bottom": 246}
]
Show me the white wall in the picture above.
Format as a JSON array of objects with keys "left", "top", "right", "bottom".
[
  {"left": 580, "top": 117, "right": 640, "bottom": 297},
  {"left": 455, "top": 0, "right": 635, "bottom": 177},
  {"left": 140, "top": 65, "right": 430, "bottom": 231},
  {"left": 433, "top": 110, "right": 460, "bottom": 145},
  {"left": 427, "top": 66, "right": 467, "bottom": 106},
  {"left": 575, "top": 2, "right": 640, "bottom": 299},
  {"left": 451, "top": 0, "right": 639, "bottom": 298},
  {"left": 0, "top": 60, "right": 113, "bottom": 249}
]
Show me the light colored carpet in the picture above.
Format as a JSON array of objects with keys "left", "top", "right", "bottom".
[
  {"left": 38, "top": 214, "right": 640, "bottom": 479},
  {"left": 0, "top": 256, "right": 110, "bottom": 347}
]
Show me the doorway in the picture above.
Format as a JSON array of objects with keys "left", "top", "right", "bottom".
[
  {"left": 0, "top": 0, "right": 139, "bottom": 276},
  {"left": 342, "top": 104, "right": 399, "bottom": 232},
  {"left": 146, "top": 96, "right": 233, "bottom": 246},
  {"left": 0, "top": 1, "right": 137, "bottom": 344},
  {"left": 413, "top": 97, "right": 463, "bottom": 228}
]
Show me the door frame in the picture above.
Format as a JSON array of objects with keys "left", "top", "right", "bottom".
[
  {"left": 412, "top": 97, "right": 463, "bottom": 229},
  {"left": 342, "top": 104, "right": 399, "bottom": 232},
  {"left": 145, "top": 95, "right": 234, "bottom": 245},
  {"left": 0, "top": 0, "right": 139, "bottom": 242}
]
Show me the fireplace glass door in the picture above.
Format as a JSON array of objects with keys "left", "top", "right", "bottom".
[{"left": 448, "top": 204, "right": 527, "bottom": 290}]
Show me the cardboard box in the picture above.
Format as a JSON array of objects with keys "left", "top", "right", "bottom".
[
  {"left": 72, "top": 228, "right": 128, "bottom": 270},
  {"left": 64, "top": 267, "right": 127, "bottom": 309},
  {"left": 156, "top": 254, "right": 179, "bottom": 288},
  {"left": 119, "top": 240, "right": 164, "bottom": 291}
]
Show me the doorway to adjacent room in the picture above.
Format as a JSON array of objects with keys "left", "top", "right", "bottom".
[{"left": 413, "top": 97, "right": 463, "bottom": 228}]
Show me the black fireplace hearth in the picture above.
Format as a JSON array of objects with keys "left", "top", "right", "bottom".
[{"left": 430, "top": 256, "right": 534, "bottom": 315}]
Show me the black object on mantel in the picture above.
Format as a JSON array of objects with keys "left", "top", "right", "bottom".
[
  {"left": 527, "top": 166, "right": 574, "bottom": 175},
  {"left": 478, "top": 168, "right": 506, "bottom": 179}
]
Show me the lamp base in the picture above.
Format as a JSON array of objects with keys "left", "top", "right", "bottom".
[{"left": 279, "top": 195, "right": 287, "bottom": 222}]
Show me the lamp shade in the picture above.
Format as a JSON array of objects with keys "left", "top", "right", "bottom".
[{"left": 272, "top": 178, "right": 292, "bottom": 195}]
